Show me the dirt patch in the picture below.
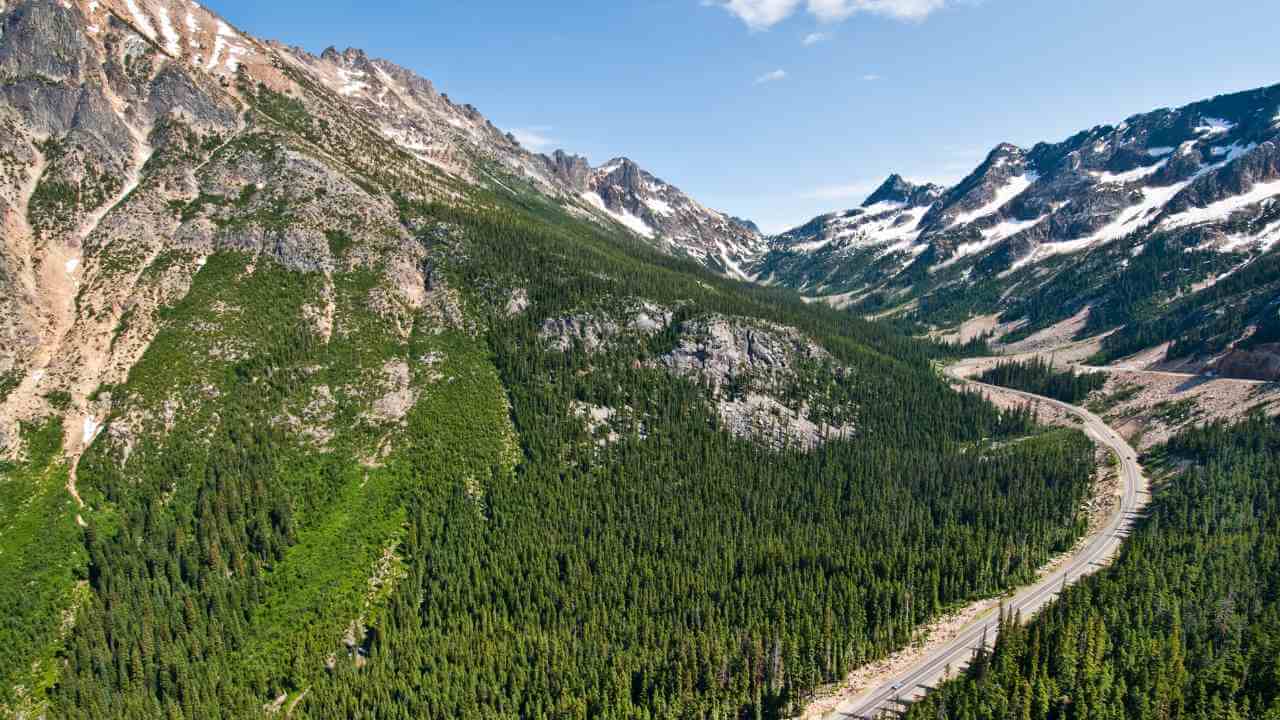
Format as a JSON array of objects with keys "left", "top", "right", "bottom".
[
  {"left": 998, "top": 307, "right": 1106, "bottom": 363},
  {"left": 931, "top": 313, "right": 1008, "bottom": 345},
  {"left": 954, "top": 320, "right": 1280, "bottom": 450},
  {"left": 1089, "top": 370, "right": 1280, "bottom": 450}
]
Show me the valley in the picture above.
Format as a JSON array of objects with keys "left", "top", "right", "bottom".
[
  {"left": 0, "top": 0, "right": 1278, "bottom": 718},
  {"left": 818, "top": 360, "right": 1151, "bottom": 719}
]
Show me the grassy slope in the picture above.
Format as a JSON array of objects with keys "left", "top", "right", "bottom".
[{"left": 0, "top": 419, "right": 88, "bottom": 713}]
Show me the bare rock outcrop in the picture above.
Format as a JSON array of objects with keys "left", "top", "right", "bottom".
[
  {"left": 539, "top": 301, "right": 672, "bottom": 353},
  {"left": 655, "top": 315, "right": 855, "bottom": 449}
]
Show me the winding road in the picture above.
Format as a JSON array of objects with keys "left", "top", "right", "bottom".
[{"left": 825, "top": 361, "right": 1151, "bottom": 719}]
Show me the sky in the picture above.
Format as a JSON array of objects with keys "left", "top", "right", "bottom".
[{"left": 205, "top": 0, "right": 1280, "bottom": 234}]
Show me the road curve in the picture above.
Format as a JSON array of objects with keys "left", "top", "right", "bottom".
[{"left": 826, "top": 360, "right": 1150, "bottom": 719}]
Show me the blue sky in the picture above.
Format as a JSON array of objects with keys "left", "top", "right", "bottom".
[{"left": 207, "top": 0, "right": 1280, "bottom": 233}]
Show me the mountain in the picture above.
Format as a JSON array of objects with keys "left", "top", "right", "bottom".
[
  {"left": 754, "top": 83, "right": 1280, "bottom": 376},
  {"left": 0, "top": 1, "right": 1092, "bottom": 718},
  {"left": 277, "top": 45, "right": 765, "bottom": 273},
  {"left": 541, "top": 152, "right": 765, "bottom": 278}
]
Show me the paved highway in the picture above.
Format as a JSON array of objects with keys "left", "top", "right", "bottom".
[{"left": 826, "top": 361, "right": 1150, "bottom": 719}]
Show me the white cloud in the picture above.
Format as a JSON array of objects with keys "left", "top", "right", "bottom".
[
  {"left": 808, "top": 0, "right": 948, "bottom": 22},
  {"left": 511, "top": 127, "right": 556, "bottom": 152},
  {"left": 709, "top": 0, "right": 953, "bottom": 29},
  {"left": 802, "top": 31, "right": 829, "bottom": 45},
  {"left": 862, "top": 73, "right": 882, "bottom": 81},
  {"left": 706, "top": 0, "right": 802, "bottom": 30},
  {"left": 755, "top": 68, "right": 788, "bottom": 84}
]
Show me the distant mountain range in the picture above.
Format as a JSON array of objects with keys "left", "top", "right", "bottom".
[{"left": 750, "top": 83, "right": 1280, "bottom": 378}]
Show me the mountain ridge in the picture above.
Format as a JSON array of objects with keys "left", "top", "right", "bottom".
[{"left": 752, "top": 81, "right": 1280, "bottom": 378}]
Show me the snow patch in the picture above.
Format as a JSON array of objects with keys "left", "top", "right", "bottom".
[
  {"left": 1162, "top": 179, "right": 1280, "bottom": 230},
  {"left": 644, "top": 196, "right": 675, "bottom": 216},
  {"left": 123, "top": 0, "right": 157, "bottom": 40},
  {"left": 1006, "top": 182, "right": 1191, "bottom": 275},
  {"left": 82, "top": 417, "right": 101, "bottom": 445},
  {"left": 1146, "top": 146, "right": 1174, "bottom": 157},
  {"left": 1204, "top": 217, "right": 1280, "bottom": 255},
  {"left": 1086, "top": 181, "right": 1191, "bottom": 243},
  {"left": 791, "top": 237, "right": 832, "bottom": 253},
  {"left": 819, "top": 206, "right": 928, "bottom": 254},
  {"left": 155, "top": 5, "right": 180, "bottom": 55},
  {"left": 861, "top": 201, "right": 905, "bottom": 215},
  {"left": 378, "top": 124, "right": 431, "bottom": 154},
  {"left": 335, "top": 67, "right": 368, "bottom": 96},
  {"left": 981, "top": 214, "right": 1047, "bottom": 242},
  {"left": 941, "top": 215, "right": 1048, "bottom": 269},
  {"left": 206, "top": 27, "right": 226, "bottom": 69},
  {"left": 1092, "top": 160, "right": 1167, "bottom": 185},
  {"left": 208, "top": 21, "right": 244, "bottom": 72},
  {"left": 1259, "top": 218, "right": 1280, "bottom": 253},
  {"left": 949, "top": 173, "right": 1037, "bottom": 227},
  {"left": 1194, "top": 117, "right": 1235, "bottom": 137},
  {"left": 581, "top": 192, "right": 654, "bottom": 239},
  {"left": 223, "top": 44, "right": 247, "bottom": 72},
  {"left": 1210, "top": 142, "right": 1257, "bottom": 163},
  {"left": 719, "top": 246, "right": 753, "bottom": 281}
]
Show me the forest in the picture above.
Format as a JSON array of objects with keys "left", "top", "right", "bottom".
[
  {"left": 978, "top": 357, "right": 1108, "bottom": 405},
  {"left": 904, "top": 414, "right": 1280, "bottom": 720},
  {"left": 0, "top": 179, "right": 1104, "bottom": 720},
  {"left": 0, "top": 72, "right": 1104, "bottom": 718}
]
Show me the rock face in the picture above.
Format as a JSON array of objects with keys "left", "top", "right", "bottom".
[
  {"left": 657, "top": 316, "right": 831, "bottom": 385},
  {"left": 655, "top": 316, "right": 855, "bottom": 449},
  {"left": 538, "top": 301, "right": 673, "bottom": 353},
  {"left": 538, "top": 305, "right": 856, "bottom": 449},
  {"left": 0, "top": 0, "right": 765, "bottom": 458}
]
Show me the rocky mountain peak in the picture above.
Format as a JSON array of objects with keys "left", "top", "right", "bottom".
[
  {"left": 320, "top": 46, "right": 368, "bottom": 64},
  {"left": 596, "top": 157, "right": 647, "bottom": 194},
  {"left": 864, "top": 174, "right": 943, "bottom": 208},
  {"left": 544, "top": 150, "right": 593, "bottom": 190}
]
